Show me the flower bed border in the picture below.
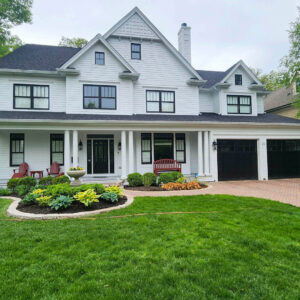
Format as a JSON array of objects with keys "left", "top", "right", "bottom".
[{"left": 2, "top": 196, "right": 134, "bottom": 220}]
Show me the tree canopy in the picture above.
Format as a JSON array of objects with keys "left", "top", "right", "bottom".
[
  {"left": 0, "top": 0, "right": 33, "bottom": 57},
  {"left": 58, "top": 37, "right": 88, "bottom": 48}
]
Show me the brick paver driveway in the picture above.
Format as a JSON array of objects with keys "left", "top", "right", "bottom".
[{"left": 124, "top": 179, "right": 300, "bottom": 207}]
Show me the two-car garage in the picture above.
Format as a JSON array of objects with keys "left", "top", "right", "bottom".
[{"left": 217, "top": 139, "right": 300, "bottom": 181}]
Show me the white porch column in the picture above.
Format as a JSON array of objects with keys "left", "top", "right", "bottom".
[
  {"left": 72, "top": 130, "right": 78, "bottom": 167},
  {"left": 204, "top": 131, "right": 209, "bottom": 175},
  {"left": 197, "top": 131, "right": 204, "bottom": 176},
  {"left": 64, "top": 130, "right": 71, "bottom": 172},
  {"left": 257, "top": 137, "right": 268, "bottom": 180},
  {"left": 128, "top": 131, "right": 134, "bottom": 174},
  {"left": 121, "top": 130, "right": 127, "bottom": 179}
]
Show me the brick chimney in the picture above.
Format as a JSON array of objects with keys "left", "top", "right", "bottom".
[{"left": 178, "top": 23, "right": 191, "bottom": 63}]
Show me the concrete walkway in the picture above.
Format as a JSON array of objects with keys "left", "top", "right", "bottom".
[{"left": 124, "top": 179, "right": 300, "bottom": 207}]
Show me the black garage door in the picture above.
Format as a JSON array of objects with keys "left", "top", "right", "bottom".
[
  {"left": 217, "top": 140, "right": 258, "bottom": 181},
  {"left": 267, "top": 140, "right": 300, "bottom": 179}
]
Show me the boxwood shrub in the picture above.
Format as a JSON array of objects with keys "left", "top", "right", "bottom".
[
  {"left": 143, "top": 173, "right": 157, "bottom": 187},
  {"left": 127, "top": 173, "right": 143, "bottom": 187}
]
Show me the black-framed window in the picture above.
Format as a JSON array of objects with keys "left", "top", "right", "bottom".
[
  {"left": 95, "top": 52, "right": 105, "bottom": 65},
  {"left": 146, "top": 90, "right": 175, "bottom": 113},
  {"left": 175, "top": 133, "right": 186, "bottom": 163},
  {"left": 14, "top": 84, "right": 49, "bottom": 110},
  {"left": 154, "top": 133, "right": 173, "bottom": 161},
  {"left": 83, "top": 85, "right": 116, "bottom": 110},
  {"left": 50, "top": 134, "right": 64, "bottom": 165},
  {"left": 10, "top": 133, "right": 24, "bottom": 166},
  {"left": 227, "top": 95, "right": 251, "bottom": 114},
  {"left": 235, "top": 74, "right": 242, "bottom": 85},
  {"left": 131, "top": 43, "right": 141, "bottom": 60},
  {"left": 141, "top": 133, "right": 152, "bottom": 164}
]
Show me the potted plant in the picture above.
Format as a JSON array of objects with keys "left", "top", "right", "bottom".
[{"left": 67, "top": 167, "right": 86, "bottom": 186}]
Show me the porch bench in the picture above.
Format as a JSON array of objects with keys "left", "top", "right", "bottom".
[{"left": 153, "top": 159, "right": 182, "bottom": 176}]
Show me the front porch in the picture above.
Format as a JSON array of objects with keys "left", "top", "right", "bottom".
[{"left": 0, "top": 128, "right": 213, "bottom": 183}]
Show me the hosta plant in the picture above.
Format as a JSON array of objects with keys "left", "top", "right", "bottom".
[
  {"left": 21, "top": 193, "right": 38, "bottom": 205},
  {"left": 74, "top": 189, "right": 100, "bottom": 207},
  {"left": 105, "top": 186, "right": 123, "bottom": 196},
  {"left": 101, "top": 192, "right": 118, "bottom": 203},
  {"left": 50, "top": 196, "right": 73, "bottom": 211},
  {"left": 36, "top": 196, "right": 52, "bottom": 206}
]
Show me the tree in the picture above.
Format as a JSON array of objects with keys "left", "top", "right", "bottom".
[
  {"left": 250, "top": 67, "right": 286, "bottom": 91},
  {"left": 0, "top": 0, "right": 32, "bottom": 57},
  {"left": 0, "top": 35, "right": 22, "bottom": 57},
  {"left": 280, "top": 7, "right": 300, "bottom": 115},
  {"left": 58, "top": 37, "right": 88, "bottom": 48}
]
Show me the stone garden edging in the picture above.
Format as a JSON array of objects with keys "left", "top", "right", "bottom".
[{"left": 2, "top": 196, "right": 134, "bottom": 220}]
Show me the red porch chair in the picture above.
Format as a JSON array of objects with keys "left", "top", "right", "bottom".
[
  {"left": 47, "top": 162, "right": 60, "bottom": 176},
  {"left": 12, "top": 162, "right": 29, "bottom": 178}
]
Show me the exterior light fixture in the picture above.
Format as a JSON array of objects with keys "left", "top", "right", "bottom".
[
  {"left": 78, "top": 140, "right": 83, "bottom": 151},
  {"left": 212, "top": 140, "right": 218, "bottom": 150},
  {"left": 118, "top": 142, "right": 122, "bottom": 151}
]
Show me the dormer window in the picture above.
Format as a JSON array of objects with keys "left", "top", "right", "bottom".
[
  {"left": 235, "top": 74, "right": 242, "bottom": 85},
  {"left": 227, "top": 95, "right": 251, "bottom": 114},
  {"left": 95, "top": 52, "right": 105, "bottom": 65},
  {"left": 131, "top": 43, "right": 141, "bottom": 60}
]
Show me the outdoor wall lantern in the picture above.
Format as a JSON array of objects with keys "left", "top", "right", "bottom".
[
  {"left": 212, "top": 140, "right": 218, "bottom": 150},
  {"left": 78, "top": 140, "right": 83, "bottom": 151},
  {"left": 118, "top": 142, "right": 122, "bottom": 151}
]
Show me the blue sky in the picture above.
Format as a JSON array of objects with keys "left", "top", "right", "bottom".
[{"left": 11, "top": 0, "right": 299, "bottom": 73}]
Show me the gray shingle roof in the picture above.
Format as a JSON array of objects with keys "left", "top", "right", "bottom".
[
  {"left": 264, "top": 86, "right": 295, "bottom": 111},
  {"left": 197, "top": 63, "right": 238, "bottom": 88},
  {"left": 0, "top": 44, "right": 81, "bottom": 71},
  {"left": 0, "top": 111, "right": 299, "bottom": 124}
]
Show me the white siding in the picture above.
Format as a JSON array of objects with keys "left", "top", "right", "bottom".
[
  {"left": 0, "top": 75, "right": 66, "bottom": 112},
  {"left": 108, "top": 37, "right": 199, "bottom": 115},
  {"left": 66, "top": 42, "right": 133, "bottom": 115},
  {"left": 199, "top": 90, "right": 214, "bottom": 113},
  {"left": 113, "top": 12, "right": 159, "bottom": 39},
  {"left": 257, "top": 95, "right": 265, "bottom": 114}
]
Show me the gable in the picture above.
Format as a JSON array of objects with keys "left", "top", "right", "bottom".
[
  {"left": 113, "top": 13, "right": 159, "bottom": 40},
  {"left": 226, "top": 66, "right": 256, "bottom": 86}
]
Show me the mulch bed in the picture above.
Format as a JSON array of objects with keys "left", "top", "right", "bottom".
[
  {"left": 17, "top": 196, "right": 127, "bottom": 215},
  {"left": 124, "top": 184, "right": 207, "bottom": 191},
  {"left": 124, "top": 186, "right": 165, "bottom": 191}
]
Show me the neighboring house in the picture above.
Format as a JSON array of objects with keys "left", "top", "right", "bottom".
[
  {"left": 264, "top": 82, "right": 300, "bottom": 118},
  {"left": 1, "top": 7, "right": 300, "bottom": 183}
]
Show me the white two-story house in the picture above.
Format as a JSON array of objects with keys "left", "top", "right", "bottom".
[{"left": 0, "top": 7, "right": 300, "bottom": 183}]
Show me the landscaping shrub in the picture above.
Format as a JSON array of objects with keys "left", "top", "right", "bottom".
[
  {"left": 185, "top": 181, "right": 201, "bottom": 190},
  {"left": 7, "top": 178, "right": 19, "bottom": 192},
  {"left": 19, "top": 177, "right": 36, "bottom": 188},
  {"left": 143, "top": 173, "right": 157, "bottom": 187},
  {"left": 36, "top": 196, "right": 52, "bottom": 206},
  {"left": 50, "top": 196, "right": 73, "bottom": 211},
  {"left": 101, "top": 192, "right": 118, "bottom": 203},
  {"left": 127, "top": 173, "right": 143, "bottom": 187},
  {"left": 74, "top": 189, "right": 100, "bottom": 207},
  {"left": 53, "top": 175, "right": 70, "bottom": 185},
  {"left": 89, "top": 184, "right": 105, "bottom": 195},
  {"left": 45, "top": 183, "right": 73, "bottom": 198},
  {"left": 21, "top": 193, "right": 38, "bottom": 205},
  {"left": 162, "top": 181, "right": 202, "bottom": 191},
  {"left": 158, "top": 173, "right": 174, "bottom": 185},
  {"left": 15, "top": 185, "right": 30, "bottom": 197},
  {"left": 0, "top": 188, "right": 12, "bottom": 196},
  {"left": 105, "top": 186, "right": 123, "bottom": 196},
  {"left": 31, "top": 188, "right": 45, "bottom": 198},
  {"left": 176, "top": 176, "right": 186, "bottom": 184},
  {"left": 170, "top": 171, "right": 184, "bottom": 182},
  {"left": 162, "top": 182, "right": 186, "bottom": 191},
  {"left": 39, "top": 176, "right": 54, "bottom": 186}
]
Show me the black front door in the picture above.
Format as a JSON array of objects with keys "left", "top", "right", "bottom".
[
  {"left": 267, "top": 140, "right": 300, "bottom": 179},
  {"left": 217, "top": 140, "right": 258, "bottom": 181},
  {"left": 93, "top": 140, "right": 108, "bottom": 174}
]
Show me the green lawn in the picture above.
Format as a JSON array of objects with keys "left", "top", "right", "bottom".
[{"left": 0, "top": 195, "right": 300, "bottom": 299}]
